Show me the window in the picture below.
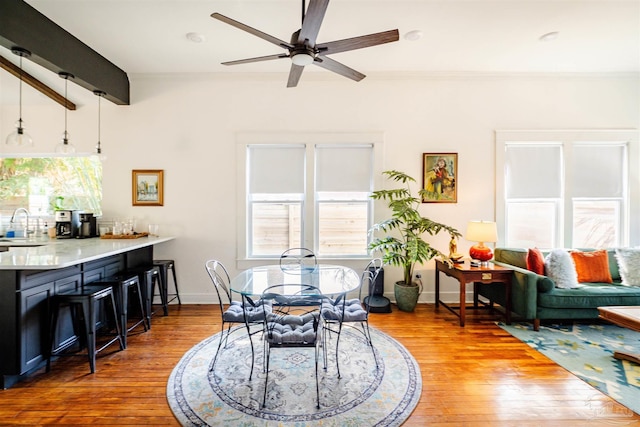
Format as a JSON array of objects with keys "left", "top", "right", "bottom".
[
  {"left": 248, "top": 145, "right": 304, "bottom": 256},
  {"left": 496, "top": 130, "right": 637, "bottom": 249},
  {"left": 315, "top": 145, "right": 373, "bottom": 257},
  {"left": 0, "top": 156, "right": 102, "bottom": 228},
  {"left": 238, "top": 133, "right": 382, "bottom": 262}
]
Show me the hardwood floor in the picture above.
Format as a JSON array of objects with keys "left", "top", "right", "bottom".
[{"left": 0, "top": 304, "right": 638, "bottom": 426}]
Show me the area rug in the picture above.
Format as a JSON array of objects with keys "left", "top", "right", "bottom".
[
  {"left": 167, "top": 326, "right": 421, "bottom": 426},
  {"left": 498, "top": 321, "right": 640, "bottom": 414}
]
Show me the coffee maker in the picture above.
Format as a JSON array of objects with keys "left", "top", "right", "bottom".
[
  {"left": 55, "top": 210, "right": 80, "bottom": 239},
  {"left": 78, "top": 213, "right": 97, "bottom": 238}
]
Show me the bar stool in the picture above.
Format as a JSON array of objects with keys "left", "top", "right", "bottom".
[
  {"left": 93, "top": 272, "right": 148, "bottom": 348},
  {"left": 49, "top": 284, "right": 124, "bottom": 373},
  {"left": 153, "top": 259, "right": 181, "bottom": 306},
  {"left": 125, "top": 265, "right": 164, "bottom": 327}
]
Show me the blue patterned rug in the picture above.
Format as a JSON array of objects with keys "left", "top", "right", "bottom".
[
  {"left": 167, "top": 326, "right": 421, "bottom": 426},
  {"left": 499, "top": 322, "right": 640, "bottom": 415}
]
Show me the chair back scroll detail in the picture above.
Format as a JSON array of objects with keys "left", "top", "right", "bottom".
[{"left": 279, "top": 247, "right": 318, "bottom": 271}]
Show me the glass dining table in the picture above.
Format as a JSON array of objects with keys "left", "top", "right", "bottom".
[{"left": 229, "top": 264, "right": 361, "bottom": 298}]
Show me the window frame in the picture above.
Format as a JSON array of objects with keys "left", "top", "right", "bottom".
[
  {"left": 0, "top": 153, "right": 103, "bottom": 220},
  {"left": 236, "top": 132, "right": 384, "bottom": 269},
  {"left": 495, "top": 130, "right": 639, "bottom": 249}
]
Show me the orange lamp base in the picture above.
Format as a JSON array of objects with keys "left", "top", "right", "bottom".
[{"left": 469, "top": 244, "right": 493, "bottom": 262}]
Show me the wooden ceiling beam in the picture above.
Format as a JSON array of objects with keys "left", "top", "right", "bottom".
[
  {"left": 0, "top": 55, "right": 76, "bottom": 110},
  {"left": 0, "top": 0, "right": 129, "bottom": 105}
]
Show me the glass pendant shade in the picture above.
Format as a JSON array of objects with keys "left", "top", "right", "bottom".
[
  {"left": 55, "top": 72, "right": 76, "bottom": 154},
  {"left": 6, "top": 119, "right": 33, "bottom": 146},
  {"left": 5, "top": 48, "right": 33, "bottom": 147},
  {"left": 55, "top": 131, "right": 76, "bottom": 154}
]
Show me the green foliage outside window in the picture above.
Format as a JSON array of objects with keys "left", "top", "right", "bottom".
[{"left": 0, "top": 157, "right": 102, "bottom": 216}]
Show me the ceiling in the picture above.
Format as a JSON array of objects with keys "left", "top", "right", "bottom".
[{"left": 1, "top": 0, "right": 639, "bottom": 105}]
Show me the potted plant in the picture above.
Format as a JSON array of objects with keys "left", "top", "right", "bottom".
[{"left": 369, "top": 170, "right": 461, "bottom": 312}]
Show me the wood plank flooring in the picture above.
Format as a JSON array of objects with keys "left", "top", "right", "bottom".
[{"left": 0, "top": 304, "right": 638, "bottom": 426}]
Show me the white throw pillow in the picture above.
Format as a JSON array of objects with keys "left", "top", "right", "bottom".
[
  {"left": 614, "top": 248, "right": 640, "bottom": 286},
  {"left": 544, "top": 249, "right": 579, "bottom": 289}
]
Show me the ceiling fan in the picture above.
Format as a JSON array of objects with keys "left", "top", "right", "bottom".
[{"left": 211, "top": 0, "right": 399, "bottom": 87}]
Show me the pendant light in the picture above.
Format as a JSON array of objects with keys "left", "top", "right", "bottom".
[
  {"left": 54, "top": 72, "right": 76, "bottom": 154},
  {"left": 5, "top": 47, "right": 33, "bottom": 147},
  {"left": 93, "top": 90, "right": 107, "bottom": 162}
]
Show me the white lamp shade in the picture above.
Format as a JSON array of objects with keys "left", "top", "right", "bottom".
[{"left": 465, "top": 220, "right": 498, "bottom": 243}]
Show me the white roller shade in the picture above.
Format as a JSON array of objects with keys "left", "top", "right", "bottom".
[
  {"left": 249, "top": 145, "right": 305, "bottom": 194},
  {"left": 572, "top": 144, "right": 625, "bottom": 197},
  {"left": 315, "top": 145, "right": 373, "bottom": 192},
  {"left": 505, "top": 144, "right": 562, "bottom": 198}
]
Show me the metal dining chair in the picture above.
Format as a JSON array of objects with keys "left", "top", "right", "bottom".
[
  {"left": 260, "top": 283, "right": 324, "bottom": 409},
  {"left": 205, "top": 259, "right": 268, "bottom": 380},
  {"left": 279, "top": 247, "right": 317, "bottom": 271},
  {"left": 321, "top": 258, "right": 383, "bottom": 378}
]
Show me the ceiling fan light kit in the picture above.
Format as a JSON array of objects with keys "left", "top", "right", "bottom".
[
  {"left": 291, "top": 53, "right": 314, "bottom": 66},
  {"left": 211, "top": 0, "right": 399, "bottom": 87}
]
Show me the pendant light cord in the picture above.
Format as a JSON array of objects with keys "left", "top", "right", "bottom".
[
  {"left": 97, "top": 93, "right": 101, "bottom": 150},
  {"left": 63, "top": 76, "right": 68, "bottom": 143},
  {"left": 18, "top": 55, "right": 23, "bottom": 126}
]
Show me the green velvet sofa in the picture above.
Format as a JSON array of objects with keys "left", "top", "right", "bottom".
[{"left": 476, "top": 248, "right": 640, "bottom": 330}]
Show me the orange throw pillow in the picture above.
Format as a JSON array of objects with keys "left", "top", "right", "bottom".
[
  {"left": 526, "top": 248, "right": 545, "bottom": 275},
  {"left": 570, "top": 250, "right": 613, "bottom": 283}
]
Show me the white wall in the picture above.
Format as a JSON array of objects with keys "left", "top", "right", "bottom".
[{"left": 1, "top": 72, "right": 639, "bottom": 303}]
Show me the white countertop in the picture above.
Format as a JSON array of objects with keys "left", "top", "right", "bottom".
[{"left": 0, "top": 236, "right": 174, "bottom": 270}]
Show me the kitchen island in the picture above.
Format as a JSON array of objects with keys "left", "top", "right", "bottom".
[{"left": 0, "top": 236, "right": 174, "bottom": 388}]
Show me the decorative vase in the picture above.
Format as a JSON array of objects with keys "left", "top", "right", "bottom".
[{"left": 394, "top": 281, "right": 421, "bottom": 312}]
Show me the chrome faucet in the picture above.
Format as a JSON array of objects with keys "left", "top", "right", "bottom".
[{"left": 10, "top": 208, "right": 30, "bottom": 237}]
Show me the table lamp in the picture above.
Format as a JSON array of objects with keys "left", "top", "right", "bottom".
[{"left": 465, "top": 220, "right": 498, "bottom": 265}]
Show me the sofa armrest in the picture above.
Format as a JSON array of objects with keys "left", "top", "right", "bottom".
[{"left": 493, "top": 261, "right": 544, "bottom": 320}]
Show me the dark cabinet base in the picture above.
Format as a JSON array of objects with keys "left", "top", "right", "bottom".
[{"left": 0, "top": 247, "right": 152, "bottom": 389}]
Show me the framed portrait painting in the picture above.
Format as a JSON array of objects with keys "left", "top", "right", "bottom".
[
  {"left": 422, "top": 153, "right": 457, "bottom": 203},
  {"left": 132, "top": 169, "right": 164, "bottom": 206}
]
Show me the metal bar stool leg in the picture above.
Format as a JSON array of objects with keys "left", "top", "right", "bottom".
[
  {"left": 153, "top": 267, "right": 168, "bottom": 316},
  {"left": 154, "top": 260, "right": 181, "bottom": 307},
  {"left": 49, "top": 285, "right": 124, "bottom": 374},
  {"left": 93, "top": 274, "right": 148, "bottom": 347},
  {"left": 82, "top": 296, "right": 97, "bottom": 373},
  {"left": 169, "top": 261, "right": 181, "bottom": 304}
]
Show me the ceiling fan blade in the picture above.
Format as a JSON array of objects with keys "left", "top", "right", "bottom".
[
  {"left": 222, "top": 53, "right": 289, "bottom": 66},
  {"left": 297, "top": 0, "right": 329, "bottom": 46},
  {"left": 287, "top": 64, "right": 305, "bottom": 88},
  {"left": 316, "top": 29, "right": 399, "bottom": 56},
  {"left": 313, "top": 56, "right": 365, "bottom": 82},
  {"left": 211, "top": 12, "right": 293, "bottom": 49}
]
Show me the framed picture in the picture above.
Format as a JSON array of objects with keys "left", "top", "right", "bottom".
[
  {"left": 422, "top": 153, "right": 457, "bottom": 203},
  {"left": 132, "top": 169, "right": 164, "bottom": 206}
]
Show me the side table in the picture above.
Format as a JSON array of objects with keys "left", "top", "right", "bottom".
[
  {"left": 435, "top": 258, "right": 513, "bottom": 327},
  {"left": 598, "top": 306, "right": 640, "bottom": 364}
]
